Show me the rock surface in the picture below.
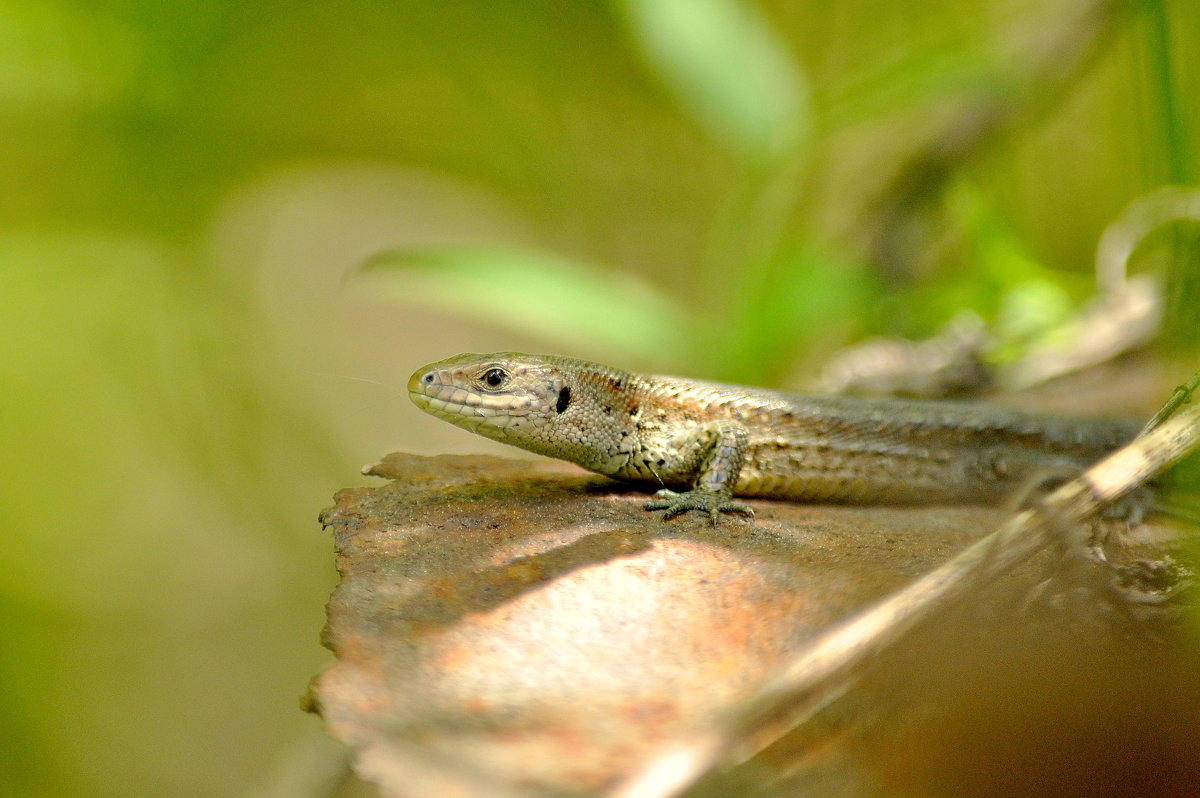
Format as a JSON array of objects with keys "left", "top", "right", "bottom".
[{"left": 310, "top": 452, "right": 1195, "bottom": 798}]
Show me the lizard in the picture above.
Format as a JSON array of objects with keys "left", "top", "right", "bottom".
[{"left": 408, "top": 352, "right": 1145, "bottom": 523}]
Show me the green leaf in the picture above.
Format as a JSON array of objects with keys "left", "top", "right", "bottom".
[
  {"left": 356, "top": 247, "right": 693, "bottom": 364},
  {"left": 612, "top": 0, "right": 811, "bottom": 162}
]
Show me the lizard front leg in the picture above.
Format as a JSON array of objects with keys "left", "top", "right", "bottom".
[{"left": 644, "top": 420, "right": 755, "bottom": 524}]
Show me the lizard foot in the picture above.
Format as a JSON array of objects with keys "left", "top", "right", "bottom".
[{"left": 645, "top": 488, "right": 754, "bottom": 525}]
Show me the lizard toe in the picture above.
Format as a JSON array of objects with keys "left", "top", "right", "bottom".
[{"left": 644, "top": 489, "right": 754, "bottom": 523}]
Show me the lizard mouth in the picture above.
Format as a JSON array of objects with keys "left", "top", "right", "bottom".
[
  {"left": 408, "top": 387, "right": 493, "bottom": 437},
  {"left": 408, "top": 366, "right": 528, "bottom": 430},
  {"left": 408, "top": 367, "right": 467, "bottom": 416},
  {"left": 408, "top": 373, "right": 475, "bottom": 420}
]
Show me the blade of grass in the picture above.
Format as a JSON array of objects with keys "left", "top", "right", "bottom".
[{"left": 357, "top": 246, "right": 693, "bottom": 366}]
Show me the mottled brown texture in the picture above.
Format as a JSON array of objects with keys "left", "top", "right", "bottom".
[{"left": 309, "top": 452, "right": 1187, "bottom": 797}]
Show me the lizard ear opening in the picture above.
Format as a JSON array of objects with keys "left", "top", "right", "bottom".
[{"left": 556, "top": 386, "right": 571, "bottom": 414}]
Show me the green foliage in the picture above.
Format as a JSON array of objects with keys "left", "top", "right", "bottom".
[
  {"left": 717, "top": 245, "right": 877, "bottom": 383},
  {"left": 611, "top": 0, "right": 811, "bottom": 162},
  {"left": 357, "top": 1, "right": 1200, "bottom": 380}
]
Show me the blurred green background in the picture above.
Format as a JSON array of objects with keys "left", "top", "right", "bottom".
[{"left": 1, "top": 0, "right": 1197, "bottom": 796}]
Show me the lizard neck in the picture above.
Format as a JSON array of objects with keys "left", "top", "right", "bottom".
[{"left": 521, "top": 358, "right": 646, "bottom": 476}]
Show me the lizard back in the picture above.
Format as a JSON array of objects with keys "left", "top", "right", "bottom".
[{"left": 631, "top": 374, "right": 1140, "bottom": 503}]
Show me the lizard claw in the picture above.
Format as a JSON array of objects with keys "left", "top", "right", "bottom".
[{"left": 645, "top": 488, "right": 754, "bottom": 525}]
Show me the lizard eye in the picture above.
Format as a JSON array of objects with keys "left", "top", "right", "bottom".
[{"left": 479, "top": 367, "right": 509, "bottom": 389}]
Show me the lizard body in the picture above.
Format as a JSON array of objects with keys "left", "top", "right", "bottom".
[{"left": 408, "top": 352, "right": 1142, "bottom": 522}]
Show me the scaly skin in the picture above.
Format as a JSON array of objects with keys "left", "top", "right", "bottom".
[{"left": 408, "top": 352, "right": 1143, "bottom": 523}]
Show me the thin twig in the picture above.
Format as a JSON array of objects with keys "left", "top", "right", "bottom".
[{"left": 1140, "top": 369, "right": 1200, "bottom": 435}]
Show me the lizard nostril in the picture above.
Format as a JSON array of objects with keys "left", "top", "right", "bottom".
[{"left": 422, "top": 372, "right": 434, "bottom": 384}]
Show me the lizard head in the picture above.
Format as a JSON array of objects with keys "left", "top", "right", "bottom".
[
  {"left": 408, "top": 352, "right": 637, "bottom": 473},
  {"left": 408, "top": 352, "right": 572, "bottom": 445}
]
